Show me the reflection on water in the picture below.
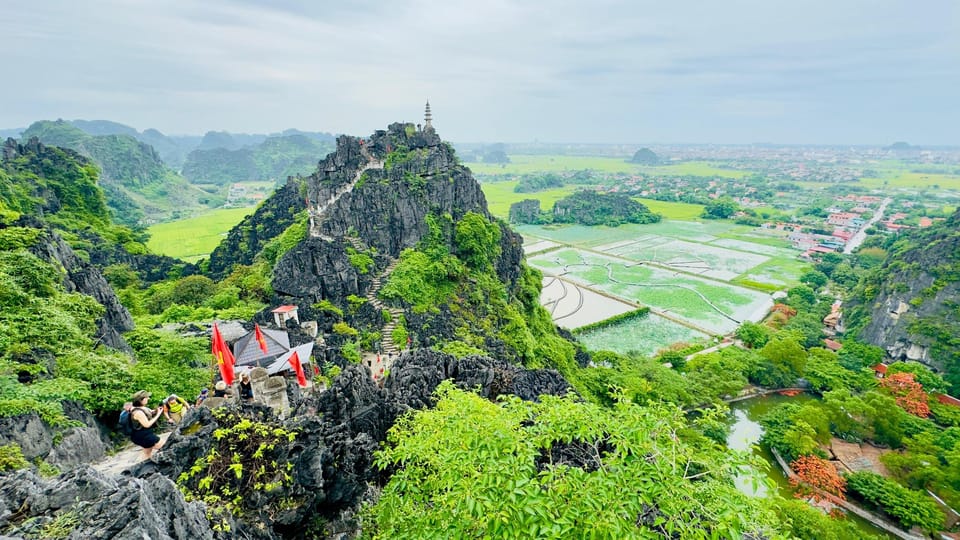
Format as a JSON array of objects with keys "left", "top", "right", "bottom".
[{"left": 725, "top": 394, "right": 894, "bottom": 539}]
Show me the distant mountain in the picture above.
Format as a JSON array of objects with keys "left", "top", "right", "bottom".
[
  {"left": 0, "top": 128, "right": 24, "bottom": 139},
  {"left": 182, "top": 134, "right": 333, "bottom": 184},
  {"left": 20, "top": 120, "right": 203, "bottom": 225},
  {"left": 630, "top": 147, "right": 660, "bottom": 164},
  {"left": 69, "top": 119, "right": 139, "bottom": 137},
  {"left": 66, "top": 119, "right": 198, "bottom": 170}
]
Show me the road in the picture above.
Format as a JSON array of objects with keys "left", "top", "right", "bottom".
[{"left": 844, "top": 197, "right": 892, "bottom": 254}]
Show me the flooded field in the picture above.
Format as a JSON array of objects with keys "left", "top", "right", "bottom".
[
  {"left": 576, "top": 315, "right": 710, "bottom": 357},
  {"left": 529, "top": 248, "right": 772, "bottom": 335},
  {"left": 541, "top": 276, "right": 636, "bottom": 329}
]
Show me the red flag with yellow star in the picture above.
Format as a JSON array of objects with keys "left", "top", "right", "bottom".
[
  {"left": 254, "top": 324, "right": 268, "bottom": 354},
  {"left": 212, "top": 322, "right": 235, "bottom": 385}
]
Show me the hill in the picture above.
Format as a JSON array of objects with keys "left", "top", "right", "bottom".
[
  {"left": 181, "top": 134, "right": 333, "bottom": 184},
  {"left": 847, "top": 208, "right": 960, "bottom": 392},
  {"left": 20, "top": 120, "right": 204, "bottom": 225},
  {"left": 630, "top": 146, "right": 659, "bottom": 164}
]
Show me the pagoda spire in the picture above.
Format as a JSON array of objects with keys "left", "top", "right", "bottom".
[{"left": 424, "top": 100, "right": 433, "bottom": 131}]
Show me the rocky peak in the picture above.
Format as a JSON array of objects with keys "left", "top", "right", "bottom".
[{"left": 306, "top": 122, "right": 484, "bottom": 257}]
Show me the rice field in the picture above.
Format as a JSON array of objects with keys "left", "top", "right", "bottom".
[
  {"left": 540, "top": 276, "right": 637, "bottom": 329},
  {"left": 147, "top": 207, "right": 254, "bottom": 262},
  {"left": 576, "top": 316, "right": 710, "bottom": 357},
  {"left": 529, "top": 249, "right": 773, "bottom": 335}
]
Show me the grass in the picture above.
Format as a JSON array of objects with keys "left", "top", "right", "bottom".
[
  {"left": 631, "top": 198, "right": 705, "bottom": 219},
  {"left": 480, "top": 181, "right": 578, "bottom": 218},
  {"left": 146, "top": 207, "right": 254, "bottom": 262},
  {"left": 468, "top": 155, "right": 751, "bottom": 178},
  {"left": 859, "top": 172, "right": 960, "bottom": 190}
]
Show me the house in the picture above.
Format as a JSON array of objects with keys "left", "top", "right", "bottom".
[
  {"left": 823, "top": 339, "right": 842, "bottom": 352},
  {"left": 936, "top": 394, "right": 960, "bottom": 408},
  {"left": 872, "top": 363, "right": 888, "bottom": 378},
  {"left": 272, "top": 305, "right": 300, "bottom": 327},
  {"left": 827, "top": 212, "right": 859, "bottom": 227},
  {"left": 918, "top": 217, "right": 933, "bottom": 227},
  {"left": 232, "top": 326, "right": 314, "bottom": 376},
  {"left": 832, "top": 229, "right": 854, "bottom": 242}
]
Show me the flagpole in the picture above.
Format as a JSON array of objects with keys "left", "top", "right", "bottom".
[{"left": 210, "top": 321, "right": 218, "bottom": 384}]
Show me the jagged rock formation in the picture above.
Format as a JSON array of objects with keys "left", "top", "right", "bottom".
[
  {"left": 305, "top": 124, "right": 488, "bottom": 255},
  {"left": 0, "top": 468, "right": 215, "bottom": 539},
  {"left": 0, "top": 350, "right": 569, "bottom": 539},
  {"left": 848, "top": 208, "right": 960, "bottom": 391},
  {"left": 509, "top": 198, "right": 542, "bottom": 224}
]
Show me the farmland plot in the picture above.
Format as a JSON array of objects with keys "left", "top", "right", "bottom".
[
  {"left": 529, "top": 249, "right": 772, "bottom": 335},
  {"left": 600, "top": 238, "right": 769, "bottom": 281},
  {"left": 577, "top": 316, "right": 711, "bottom": 357},
  {"left": 540, "top": 276, "right": 637, "bottom": 329}
]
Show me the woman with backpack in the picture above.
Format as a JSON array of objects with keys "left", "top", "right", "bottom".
[{"left": 130, "top": 390, "right": 164, "bottom": 460}]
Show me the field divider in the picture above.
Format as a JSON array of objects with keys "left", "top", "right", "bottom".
[{"left": 546, "top": 274, "right": 716, "bottom": 336}]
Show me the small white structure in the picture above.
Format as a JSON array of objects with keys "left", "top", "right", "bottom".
[{"left": 272, "top": 305, "right": 299, "bottom": 327}]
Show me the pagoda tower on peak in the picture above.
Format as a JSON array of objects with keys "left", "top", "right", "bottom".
[{"left": 424, "top": 100, "right": 434, "bottom": 131}]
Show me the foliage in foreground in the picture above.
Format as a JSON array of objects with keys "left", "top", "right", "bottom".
[{"left": 363, "top": 381, "right": 775, "bottom": 539}]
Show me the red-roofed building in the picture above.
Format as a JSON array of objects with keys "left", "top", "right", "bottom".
[
  {"left": 936, "top": 394, "right": 960, "bottom": 408},
  {"left": 271, "top": 305, "right": 300, "bottom": 327},
  {"left": 832, "top": 229, "right": 854, "bottom": 241},
  {"left": 919, "top": 217, "right": 933, "bottom": 228},
  {"left": 823, "top": 339, "right": 842, "bottom": 351},
  {"left": 872, "top": 363, "right": 888, "bottom": 378}
]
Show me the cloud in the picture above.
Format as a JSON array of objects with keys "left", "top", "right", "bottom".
[{"left": 0, "top": 0, "right": 957, "bottom": 143}]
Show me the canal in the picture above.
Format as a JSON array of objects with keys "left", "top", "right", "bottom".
[{"left": 726, "top": 393, "right": 894, "bottom": 539}]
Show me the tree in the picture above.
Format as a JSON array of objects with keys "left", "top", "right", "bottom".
[
  {"left": 701, "top": 197, "right": 739, "bottom": 219},
  {"left": 880, "top": 372, "right": 931, "bottom": 418},
  {"left": 736, "top": 321, "right": 771, "bottom": 349},
  {"left": 364, "top": 381, "right": 778, "bottom": 539},
  {"left": 799, "top": 270, "right": 828, "bottom": 290},
  {"left": 790, "top": 455, "right": 846, "bottom": 502},
  {"left": 760, "top": 333, "right": 808, "bottom": 379}
]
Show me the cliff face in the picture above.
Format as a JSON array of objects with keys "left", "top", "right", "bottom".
[
  {"left": 270, "top": 122, "right": 524, "bottom": 314},
  {"left": 848, "top": 209, "right": 960, "bottom": 390},
  {"left": 309, "top": 123, "right": 490, "bottom": 256}
]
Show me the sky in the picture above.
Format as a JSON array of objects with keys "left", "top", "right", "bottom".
[{"left": 2, "top": 0, "right": 958, "bottom": 144}]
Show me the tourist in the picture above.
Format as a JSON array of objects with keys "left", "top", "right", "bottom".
[
  {"left": 213, "top": 380, "right": 229, "bottom": 397},
  {"left": 239, "top": 372, "right": 254, "bottom": 403},
  {"left": 162, "top": 394, "right": 191, "bottom": 424},
  {"left": 130, "top": 390, "right": 164, "bottom": 460},
  {"left": 195, "top": 388, "right": 209, "bottom": 407}
]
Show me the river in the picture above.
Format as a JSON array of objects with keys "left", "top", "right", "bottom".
[{"left": 726, "top": 394, "right": 894, "bottom": 538}]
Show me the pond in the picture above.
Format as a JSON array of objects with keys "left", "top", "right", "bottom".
[{"left": 726, "top": 394, "right": 895, "bottom": 539}]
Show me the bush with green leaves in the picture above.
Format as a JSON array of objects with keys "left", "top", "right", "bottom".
[
  {"left": 0, "top": 442, "right": 30, "bottom": 471},
  {"left": 178, "top": 409, "right": 298, "bottom": 532},
  {"left": 363, "top": 381, "right": 776, "bottom": 539},
  {"left": 845, "top": 471, "right": 945, "bottom": 533}
]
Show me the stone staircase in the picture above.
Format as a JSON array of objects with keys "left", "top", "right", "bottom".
[
  {"left": 309, "top": 149, "right": 384, "bottom": 239},
  {"left": 367, "top": 257, "right": 403, "bottom": 356}
]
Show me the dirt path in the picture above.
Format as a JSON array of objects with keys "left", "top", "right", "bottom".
[{"left": 91, "top": 432, "right": 172, "bottom": 476}]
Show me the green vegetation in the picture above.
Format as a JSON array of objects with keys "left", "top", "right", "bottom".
[
  {"left": 517, "top": 190, "right": 661, "bottom": 227},
  {"left": 182, "top": 134, "right": 333, "bottom": 185},
  {"left": 346, "top": 246, "right": 376, "bottom": 274},
  {"left": 20, "top": 120, "right": 204, "bottom": 225},
  {"left": 363, "top": 381, "right": 776, "bottom": 539},
  {"left": 570, "top": 307, "right": 650, "bottom": 334},
  {"left": 0, "top": 442, "right": 30, "bottom": 471},
  {"left": 146, "top": 208, "right": 254, "bottom": 262},
  {"left": 178, "top": 408, "right": 298, "bottom": 532},
  {"left": 846, "top": 472, "right": 945, "bottom": 533}
]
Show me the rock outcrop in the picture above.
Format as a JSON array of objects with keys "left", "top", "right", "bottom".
[
  {"left": 0, "top": 468, "right": 214, "bottom": 539},
  {"left": 848, "top": 208, "right": 960, "bottom": 390}
]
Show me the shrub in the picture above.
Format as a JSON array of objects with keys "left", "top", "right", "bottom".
[{"left": 0, "top": 442, "right": 30, "bottom": 471}]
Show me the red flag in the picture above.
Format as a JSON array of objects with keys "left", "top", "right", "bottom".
[
  {"left": 313, "top": 364, "right": 320, "bottom": 376},
  {"left": 254, "top": 324, "right": 268, "bottom": 354},
  {"left": 212, "top": 322, "right": 235, "bottom": 386},
  {"left": 289, "top": 351, "right": 307, "bottom": 387}
]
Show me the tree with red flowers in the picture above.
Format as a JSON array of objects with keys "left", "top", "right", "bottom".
[
  {"left": 880, "top": 372, "right": 931, "bottom": 418},
  {"left": 790, "top": 454, "right": 846, "bottom": 502}
]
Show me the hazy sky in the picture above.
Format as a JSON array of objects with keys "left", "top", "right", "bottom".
[{"left": 2, "top": 0, "right": 957, "bottom": 144}]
